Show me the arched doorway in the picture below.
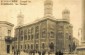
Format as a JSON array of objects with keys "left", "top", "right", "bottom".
[
  {"left": 7, "top": 45, "right": 10, "bottom": 54},
  {"left": 49, "top": 42, "right": 54, "bottom": 52}
]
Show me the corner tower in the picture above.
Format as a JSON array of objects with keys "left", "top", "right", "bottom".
[
  {"left": 62, "top": 9, "right": 70, "bottom": 22},
  {"left": 44, "top": 0, "right": 53, "bottom": 17},
  {"left": 17, "top": 11, "right": 24, "bottom": 26}
]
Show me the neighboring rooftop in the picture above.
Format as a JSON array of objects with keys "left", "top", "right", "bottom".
[{"left": 0, "top": 21, "right": 14, "bottom": 27}]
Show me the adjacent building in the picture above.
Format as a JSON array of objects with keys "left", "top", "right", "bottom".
[
  {"left": 77, "top": 0, "right": 85, "bottom": 55},
  {"left": 0, "top": 21, "right": 14, "bottom": 55}
]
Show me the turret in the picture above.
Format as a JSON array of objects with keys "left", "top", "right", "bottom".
[
  {"left": 62, "top": 9, "right": 70, "bottom": 22},
  {"left": 44, "top": 0, "right": 53, "bottom": 17},
  {"left": 17, "top": 11, "right": 24, "bottom": 26}
]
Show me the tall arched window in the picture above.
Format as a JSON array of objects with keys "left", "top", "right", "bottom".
[
  {"left": 24, "top": 29, "right": 27, "bottom": 40},
  {"left": 28, "top": 29, "right": 30, "bottom": 40},
  {"left": 28, "top": 44, "right": 29, "bottom": 49},
  {"left": 8, "top": 30, "right": 11, "bottom": 36},
  {"left": 42, "top": 43, "right": 45, "bottom": 49},
  {"left": 35, "top": 26, "right": 39, "bottom": 39}
]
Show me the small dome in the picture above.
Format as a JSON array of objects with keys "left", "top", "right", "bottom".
[
  {"left": 45, "top": 0, "right": 52, "bottom": 2},
  {"left": 62, "top": 9, "right": 70, "bottom": 14},
  {"left": 44, "top": 0, "right": 53, "bottom": 4}
]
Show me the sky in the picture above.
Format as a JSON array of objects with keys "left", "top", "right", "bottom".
[{"left": 0, "top": 0, "right": 82, "bottom": 42}]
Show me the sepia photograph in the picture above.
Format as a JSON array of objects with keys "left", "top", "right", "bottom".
[{"left": 0, "top": 0, "right": 84, "bottom": 55}]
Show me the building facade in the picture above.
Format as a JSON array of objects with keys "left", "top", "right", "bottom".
[
  {"left": 14, "top": 18, "right": 73, "bottom": 53},
  {"left": 0, "top": 21, "right": 14, "bottom": 55},
  {"left": 14, "top": 0, "right": 73, "bottom": 54}
]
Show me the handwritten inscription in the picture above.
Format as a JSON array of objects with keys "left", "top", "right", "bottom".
[{"left": 0, "top": 0, "right": 31, "bottom": 5}]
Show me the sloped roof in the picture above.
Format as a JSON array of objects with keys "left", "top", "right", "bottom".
[
  {"left": 15, "top": 16, "right": 71, "bottom": 29},
  {"left": 0, "top": 21, "right": 14, "bottom": 27}
]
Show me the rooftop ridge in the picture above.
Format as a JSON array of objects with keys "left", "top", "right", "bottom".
[{"left": 0, "top": 21, "right": 14, "bottom": 27}]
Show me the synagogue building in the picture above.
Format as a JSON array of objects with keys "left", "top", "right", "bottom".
[{"left": 14, "top": 0, "right": 74, "bottom": 53}]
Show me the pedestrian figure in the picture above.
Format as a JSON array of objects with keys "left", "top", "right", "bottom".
[
  {"left": 38, "top": 51, "right": 41, "bottom": 55},
  {"left": 45, "top": 52, "right": 48, "bottom": 55},
  {"left": 14, "top": 50, "right": 15, "bottom": 55},
  {"left": 59, "top": 51, "right": 61, "bottom": 55},
  {"left": 32, "top": 50, "right": 34, "bottom": 55},
  {"left": 17, "top": 50, "right": 18, "bottom": 55},
  {"left": 55, "top": 51, "right": 58, "bottom": 55},
  {"left": 61, "top": 52, "right": 63, "bottom": 55},
  {"left": 42, "top": 51, "right": 45, "bottom": 55},
  {"left": 58, "top": 51, "right": 63, "bottom": 55}
]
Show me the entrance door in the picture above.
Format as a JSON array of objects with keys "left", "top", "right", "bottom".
[{"left": 7, "top": 45, "right": 10, "bottom": 53}]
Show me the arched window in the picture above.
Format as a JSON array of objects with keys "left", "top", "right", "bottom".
[
  {"left": 35, "top": 26, "right": 39, "bottom": 39},
  {"left": 50, "top": 31, "right": 54, "bottom": 38},
  {"left": 21, "top": 45, "right": 22, "bottom": 49},
  {"left": 28, "top": 29, "right": 30, "bottom": 40},
  {"left": 8, "top": 30, "right": 11, "bottom": 36},
  {"left": 31, "top": 44, "right": 33, "bottom": 49},
  {"left": 36, "top": 44, "right": 38, "bottom": 49},
  {"left": 42, "top": 30, "right": 46, "bottom": 38},
  {"left": 42, "top": 43, "right": 45, "bottom": 49},
  {"left": 28, "top": 44, "right": 29, "bottom": 49},
  {"left": 24, "top": 29, "right": 27, "bottom": 40},
  {"left": 31, "top": 27, "right": 34, "bottom": 34},
  {"left": 25, "top": 44, "right": 26, "bottom": 49}
]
